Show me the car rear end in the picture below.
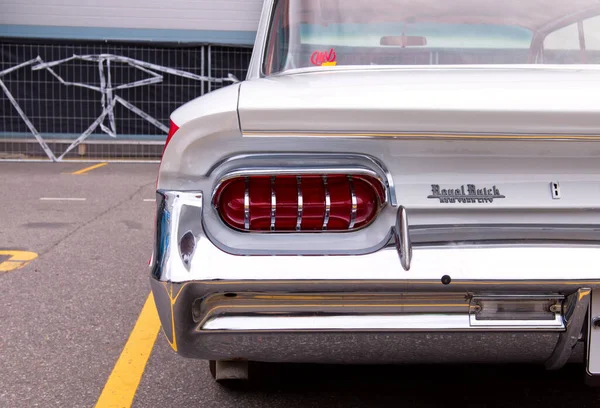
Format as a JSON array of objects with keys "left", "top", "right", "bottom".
[{"left": 150, "top": 0, "right": 600, "bottom": 383}]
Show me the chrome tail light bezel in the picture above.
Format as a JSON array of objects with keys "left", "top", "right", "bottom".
[
  {"left": 201, "top": 153, "right": 397, "bottom": 255},
  {"left": 212, "top": 169, "right": 388, "bottom": 234}
]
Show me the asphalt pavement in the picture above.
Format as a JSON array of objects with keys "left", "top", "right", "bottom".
[{"left": 1, "top": 162, "right": 600, "bottom": 408}]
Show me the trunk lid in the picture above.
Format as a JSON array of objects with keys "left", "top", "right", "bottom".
[
  {"left": 236, "top": 68, "right": 600, "bottom": 238},
  {"left": 238, "top": 67, "right": 600, "bottom": 135}
]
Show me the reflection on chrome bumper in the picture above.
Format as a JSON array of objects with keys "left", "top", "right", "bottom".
[
  {"left": 149, "top": 190, "right": 600, "bottom": 369},
  {"left": 193, "top": 293, "right": 566, "bottom": 332},
  {"left": 150, "top": 277, "right": 590, "bottom": 365}
]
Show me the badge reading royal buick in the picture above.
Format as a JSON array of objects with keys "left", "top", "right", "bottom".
[{"left": 427, "top": 184, "right": 505, "bottom": 204}]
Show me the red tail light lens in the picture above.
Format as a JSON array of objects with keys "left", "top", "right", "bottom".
[
  {"left": 214, "top": 174, "right": 385, "bottom": 232},
  {"left": 157, "top": 119, "right": 180, "bottom": 188},
  {"left": 163, "top": 120, "right": 179, "bottom": 154}
]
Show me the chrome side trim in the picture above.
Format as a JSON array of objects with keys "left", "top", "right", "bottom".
[
  {"left": 243, "top": 130, "right": 600, "bottom": 141},
  {"left": 348, "top": 176, "right": 357, "bottom": 229},
  {"left": 258, "top": 63, "right": 600, "bottom": 77},
  {"left": 203, "top": 314, "right": 472, "bottom": 331},
  {"left": 296, "top": 176, "right": 303, "bottom": 231},
  {"left": 244, "top": 177, "right": 250, "bottom": 230},
  {"left": 270, "top": 176, "right": 276, "bottom": 231},
  {"left": 216, "top": 167, "right": 381, "bottom": 185},
  {"left": 246, "top": 0, "right": 273, "bottom": 79},
  {"left": 546, "top": 288, "right": 592, "bottom": 370},
  {"left": 393, "top": 206, "right": 412, "bottom": 271},
  {"left": 323, "top": 175, "right": 330, "bottom": 230},
  {"left": 369, "top": 156, "right": 396, "bottom": 207}
]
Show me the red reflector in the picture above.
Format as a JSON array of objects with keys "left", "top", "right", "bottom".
[
  {"left": 214, "top": 174, "right": 385, "bottom": 232},
  {"left": 157, "top": 119, "right": 180, "bottom": 188},
  {"left": 163, "top": 120, "right": 179, "bottom": 154}
]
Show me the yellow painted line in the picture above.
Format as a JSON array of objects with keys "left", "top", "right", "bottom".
[
  {"left": 95, "top": 293, "right": 161, "bottom": 408},
  {"left": 0, "top": 250, "right": 38, "bottom": 272},
  {"left": 71, "top": 162, "right": 108, "bottom": 175}
]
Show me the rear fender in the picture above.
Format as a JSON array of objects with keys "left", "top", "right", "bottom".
[{"left": 159, "top": 84, "right": 241, "bottom": 189}]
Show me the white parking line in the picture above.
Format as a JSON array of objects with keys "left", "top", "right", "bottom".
[
  {"left": 39, "top": 197, "right": 87, "bottom": 201},
  {"left": 143, "top": 199, "right": 156, "bottom": 202}
]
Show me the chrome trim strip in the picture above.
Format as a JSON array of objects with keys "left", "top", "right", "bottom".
[
  {"left": 207, "top": 153, "right": 387, "bottom": 177},
  {"left": 246, "top": 0, "right": 273, "bottom": 79},
  {"left": 369, "top": 156, "right": 396, "bottom": 207},
  {"left": 217, "top": 167, "right": 381, "bottom": 183},
  {"left": 411, "top": 223, "right": 600, "bottom": 232},
  {"left": 207, "top": 153, "right": 394, "bottom": 207},
  {"left": 546, "top": 288, "right": 592, "bottom": 370},
  {"left": 393, "top": 206, "right": 412, "bottom": 271},
  {"left": 203, "top": 314, "right": 471, "bottom": 331},
  {"left": 198, "top": 293, "right": 566, "bottom": 332},
  {"left": 243, "top": 131, "right": 600, "bottom": 141},
  {"left": 244, "top": 177, "right": 250, "bottom": 230},
  {"left": 202, "top": 314, "right": 566, "bottom": 332},
  {"left": 323, "top": 175, "right": 330, "bottom": 230},
  {"left": 270, "top": 176, "right": 276, "bottom": 231},
  {"left": 262, "top": 63, "right": 600, "bottom": 77},
  {"left": 348, "top": 176, "right": 357, "bottom": 229},
  {"left": 296, "top": 176, "right": 303, "bottom": 231}
]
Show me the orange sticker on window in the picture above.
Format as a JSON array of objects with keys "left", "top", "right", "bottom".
[
  {"left": 321, "top": 61, "right": 337, "bottom": 66},
  {"left": 310, "top": 48, "right": 337, "bottom": 66}
]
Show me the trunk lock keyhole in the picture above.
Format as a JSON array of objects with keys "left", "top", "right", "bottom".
[{"left": 551, "top": 182, "right": 561, "bottom": 199}]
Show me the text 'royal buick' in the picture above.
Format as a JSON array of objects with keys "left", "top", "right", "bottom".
[{"left": 150, "top": 0, "right": 600, "bottom": 385}]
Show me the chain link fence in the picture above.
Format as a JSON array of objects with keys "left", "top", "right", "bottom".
[{"left": 0, "top": 41, "right": 252, "bottom": 161}]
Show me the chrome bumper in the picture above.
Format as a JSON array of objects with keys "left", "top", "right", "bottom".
[{"left": 150, "top": 190, "right": 600, "bottom": 369}]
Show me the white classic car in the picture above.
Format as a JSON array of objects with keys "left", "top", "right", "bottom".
[{"left": 151, "top": 0, "right": 600, "bottom": 385}]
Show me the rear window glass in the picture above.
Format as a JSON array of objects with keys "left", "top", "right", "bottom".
[{"left": 263, "top": 0, "right": 600, "bottom": 75}]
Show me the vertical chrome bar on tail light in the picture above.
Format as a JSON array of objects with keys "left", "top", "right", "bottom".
[
  {"left": 348, "top": 176, "right": 357, "bottom": 230},
  {"left": 270, "top": 176, "right": 276, "bottom": 231},
  {"left": 244, "top": 177, "right": 250, "bottom": 230},
  {"left": 296, "top": 176, "right": 303, "bottom": 231},
  {"left": 323, "top": 175, "right": 330, "bottom": 230}
]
